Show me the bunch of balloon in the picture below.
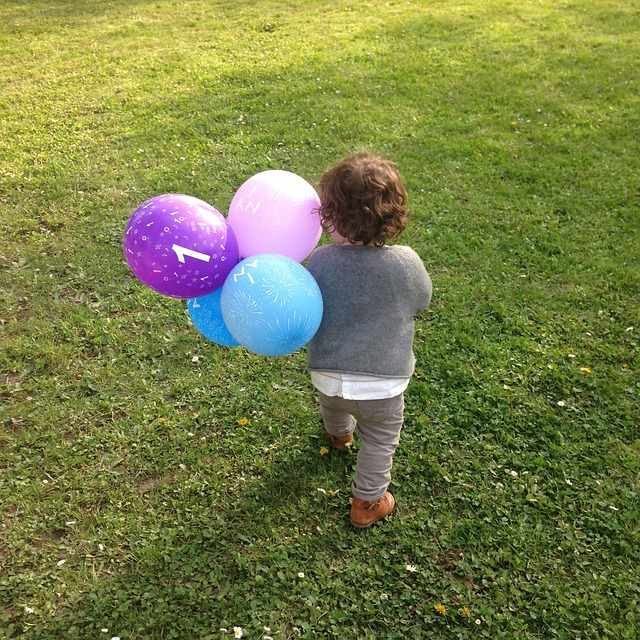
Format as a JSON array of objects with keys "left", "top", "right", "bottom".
[
  {"left": 122, "top": 170, "right": 324, "bottom": 357},
  {"left": 219, "top": 170, "right": 324, "bottom": 356}
]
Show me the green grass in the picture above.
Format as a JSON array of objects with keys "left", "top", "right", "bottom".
[{"left": 1, "top": 0, "right": 639, "bottom": 638}]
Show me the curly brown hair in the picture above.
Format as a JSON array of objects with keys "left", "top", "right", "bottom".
[{"left": 317, "top": 152, "right": 409, "bottom": 247}]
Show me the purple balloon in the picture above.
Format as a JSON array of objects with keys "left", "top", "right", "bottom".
[
  {"left": 123, "top": 194, "right": 239, "bottom": 298},
  {"left": 227, "top": 170, "right": 322, "bottom": 262}
]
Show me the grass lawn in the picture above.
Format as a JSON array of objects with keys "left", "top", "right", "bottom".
[{"left": 1, "top": 0, "right": 639, "bottom": 638}]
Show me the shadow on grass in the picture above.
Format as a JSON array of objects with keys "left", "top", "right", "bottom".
[
  {"left": 1, "top": 0, "right": 356, "bottom": 27},
  {"left": 7, "top": 0, "right": 637, "bottom": 242},
  {"left": 26, "top": 436, "right": 365, "bottom": 639}
]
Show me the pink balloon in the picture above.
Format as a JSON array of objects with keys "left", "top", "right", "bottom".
[{"left": 227, "top": 170, "right": 322, "bottom": 262}]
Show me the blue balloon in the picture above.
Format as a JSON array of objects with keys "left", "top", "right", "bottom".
[
  {"left": 220, "top": 254, "right": 323, "bottom": 356},
  {"left": 187, "top": 288, "right": 240, "bottom": 348}
]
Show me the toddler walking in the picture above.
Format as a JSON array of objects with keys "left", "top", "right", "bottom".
[{"left": 307, "top": 153, "right": 432, "bottom": 528}]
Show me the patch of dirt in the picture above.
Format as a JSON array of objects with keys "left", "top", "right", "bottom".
[
  {"left": 460, "top": 575, "right": 477, "bottom": 589},
  {"left": 32, "top": 527, "right": 67, "bottom": 547},
  {"left": 2, "top": 504, "right": 18, "bottom": 531},
  {"left": 4, "top": 416, "right": 25, "bottom": 432},
  {"left": 3, "top": 373, "right": 21, "bottom": 386},
  {"left": 3, "top": 606, "right": 17, "bottom": 622},
  {"left": 435, "top": 547, "right": 464, "bottom": 571},
  {"left": 137, "top": 473, "right": 175, "bottom": 494}
]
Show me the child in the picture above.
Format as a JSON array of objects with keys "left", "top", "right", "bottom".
[{"left": 307, "top": 152, "right": 432, "bottom": 528}]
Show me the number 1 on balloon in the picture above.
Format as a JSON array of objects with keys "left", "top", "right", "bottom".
[{"left": 172, "top": 244, "right": 211, "bottom": 264}]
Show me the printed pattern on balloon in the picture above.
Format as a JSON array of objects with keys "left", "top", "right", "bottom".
[
  {"left": 221, "top": 255, "right": 323, "bottom": 356},
  {"left": 188, "top": 296, "right": 227, "bottom": 335},
  {"left": 224, "top": 288, "right": 266, "bottom": 339},
  {"left": 260, "top": 310, "right": 320, "bottom": 353},
  {"left": 259, "top": 260, "right": 303, "bottom": 308},
  {"left": 187, "top": 290, "right": 239, "bottom": 348}
]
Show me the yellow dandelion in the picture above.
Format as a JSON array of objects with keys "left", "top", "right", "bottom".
[
  {"left": 459, "top": 606, "right": 471, "bottom": 618},
  {"left": 579, "top": 367, "right": 592, "bottom": 374},
  {"left": 237, "top": 418, "right": 250, "bottom": 426},
  {"left": 434, "top": 603, "right": 447, "bottom": 616},
  {"left": 319, "top": 446, "right": 329, "bottom": 456}
]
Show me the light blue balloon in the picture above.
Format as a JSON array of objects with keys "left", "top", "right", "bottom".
[
  {"left": 220, "top": 254, "right": 323, "bottom": 356},
  {"left": 187, "top": 288, "right": 240, "bottom": 348}
]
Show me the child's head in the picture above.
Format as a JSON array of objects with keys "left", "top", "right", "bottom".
[{"left": 318, "top": 152, "right": 408, "bottom": 247}]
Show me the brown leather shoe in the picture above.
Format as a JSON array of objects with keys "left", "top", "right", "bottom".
[
  {"left": 324, "top": 431, "right": 353, "bottom": 450},
  {"left": 350, "top": 491, "right": 396, "bottom": 528}
]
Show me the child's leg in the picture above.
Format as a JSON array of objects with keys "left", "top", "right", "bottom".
[
  {"left": 318, "top": 392, "right": 356, "bottom": 438},
  {"left": 351, "top": 394, "right": 404, "bottom": 502}
]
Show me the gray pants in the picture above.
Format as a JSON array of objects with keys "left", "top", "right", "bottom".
[{"left": 318, "top": 392, "right": 405, "bottom": 501}]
